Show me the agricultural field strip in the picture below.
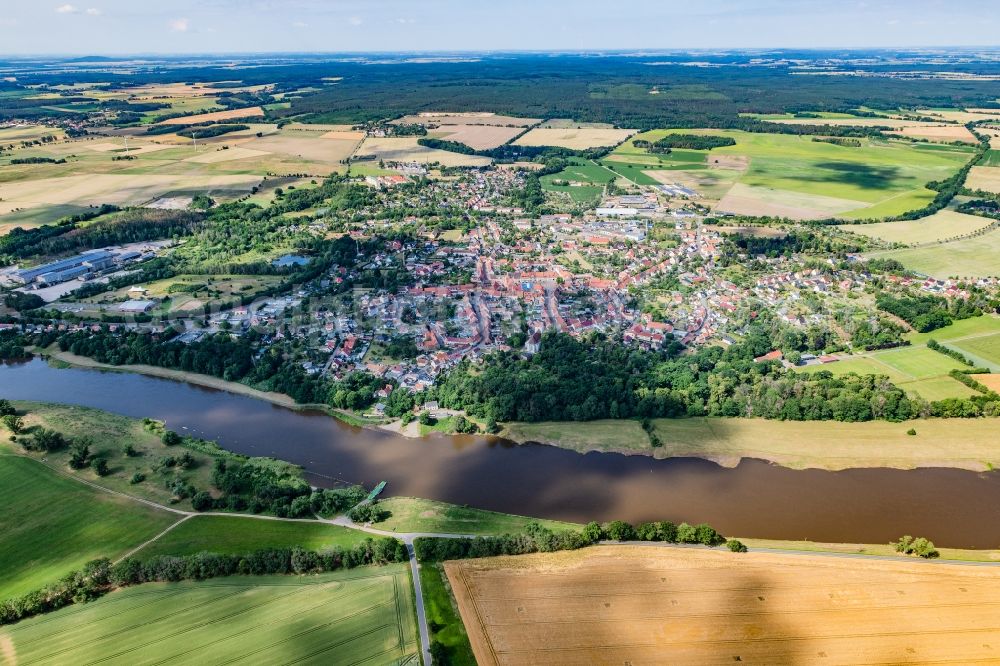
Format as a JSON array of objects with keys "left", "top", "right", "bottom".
[
  {"left": 9, "top": 577, "right": 403, "bottom": 663},
  {"left": 449, "top": 548, "right": 1000, "bottom": 665}
]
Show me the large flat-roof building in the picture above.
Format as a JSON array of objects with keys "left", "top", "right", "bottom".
[{"left": 13, "top": 249, "right": 116, "bottom": 285}]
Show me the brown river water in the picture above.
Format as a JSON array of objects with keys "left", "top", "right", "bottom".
[{"left": 2, "top": 358, "right": 999, "bottom": 548}]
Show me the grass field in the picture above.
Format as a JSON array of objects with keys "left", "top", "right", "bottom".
[
  {"left": 868, "top": 227, "right": 1000, "bottom": 278},
  {"left": 76, "top": 273, "right": 286, "bottom": 316},
  {"left": 421, "top": 563, "right": 477, "bottom": 665},
  {"left": 376, "top": 497, "right": 579, "bottom": 535},
  {"left": 952, "top": 332, "right": 1000, "bottom": 367},
  {"left": 445, "top": 545, "right": 1000, "bottom": 665},
  {"left": 506, "top": 416, "right": 1000, "bottom": 471},
  {"left": 0, "top": 455, "right": 176, "bottom": 599},
  {"left": 981, "top": 150, "right": 1000, "bottom": 167},
  {"left": 614, "top": 129, "right": 972, "bottom": 219},
  {"left": 839, "top": 209, "right": 995, "bottom": 245},
  {"left": 134, "top": 515, "right": 371, "bottom": 559},
  {"left": 0, "top": 566, "right": 419, "bottom": 665},
  {"left": 158, "top": 106, "right": 265, "bottom": 125},
  {"left": 1, "top": 401, "right": 237, "bottom": 508},
  {"left": 540, "top": 158, "right": 616, "bottom": 203}
]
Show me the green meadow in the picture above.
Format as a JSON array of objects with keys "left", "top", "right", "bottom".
[
  {"left": 0, "top": 456, "right": 176, "bottom": 599},
  {"left": 0, "top": 567, "right": 419, "bottom": 665}
]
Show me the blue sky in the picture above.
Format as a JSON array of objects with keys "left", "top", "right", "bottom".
[{"left": 1, "top": 0, "right": 997, "bottom": 55}]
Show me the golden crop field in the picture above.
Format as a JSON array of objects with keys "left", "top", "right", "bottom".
[
  {"left": 446, "top": 546, "right": 1000, "bottom": 666},
  {"left": 514, "top": 127, "right": 637, "bottom": 149},
  {"left": 889, "top": 124, "right": 978, "bottom": 143},
  {"left": 967, "top": 166, "right": 1000, "bottom": 193},
  {"left": 839, "top": 209, "right": 995, "bottom": 245},
  {"left": 158, "top": 106, "right": 265, "bottom": 125},
  {"left": 393, "top": 112, "right": 540, "bottom": 127},
  {"left": 354, "top": 137, "right": 492, "bottom": 166},
  {"left": 431, "top": 124, "right": 525, "bottom": 150}
]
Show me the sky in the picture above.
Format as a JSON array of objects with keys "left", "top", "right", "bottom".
[{"left": 0, "top": 0, "right": 997, "bottom": 55}]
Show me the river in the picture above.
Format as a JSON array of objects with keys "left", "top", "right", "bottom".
[{"left": 2, "top": 358, "right": 999, "bottom": 548}]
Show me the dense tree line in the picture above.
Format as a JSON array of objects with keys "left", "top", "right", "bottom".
[
  {"left": 646, "top": 134, "right": 737, "bottom": 151},
  {"left": 414, "top": 518, "right": 727, "bottom": 562},
  {"left": 0, "top": 539, "right": 407, "bottom": 625},
  {"left": 176, "top": 124, "right": 250, "bottom": 139},
  {"left": 432, "top": 329, "right": 923, "bottom": 423},
  {"left": 875, "top": 294, "right": 980, "bottom": 333}
]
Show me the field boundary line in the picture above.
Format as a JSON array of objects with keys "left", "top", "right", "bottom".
[{"left": 116, "top": 515, "right": 195, "bottom": 563}]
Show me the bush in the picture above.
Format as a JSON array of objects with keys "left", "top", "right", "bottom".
[
  {"left": 893, "top": 535, "right": 939, "bottom": 558},
  {"left": 162, "top": 431, "right": 182, "bottom": 446},
  {"left": 191, "top": 491, "right": 213, "bottom": 511},
  {"left": 91, "top": 457, "right": 109, "bottom": 477},
  {"left": 727, "top": 539, "right": 748, "bottom": 553},
  {"left": 129, "top": 472, "right": 146, "bottom": 484},
  {"left": 907, "top": 428, "right": 917, "bottom": 436},
  {"left": 604, "top": 520, "right": 637, "bottom": 541}
]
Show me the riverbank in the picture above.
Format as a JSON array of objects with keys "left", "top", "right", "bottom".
[
  {"left": 33, "top": 348, "right": 1000, "bottom": 473},
  {"left": 39, "top": 348, "right": 386, "bottom": 429},
  {"left": 504, "top": 416, "right": 1000, "bottom": 472}
]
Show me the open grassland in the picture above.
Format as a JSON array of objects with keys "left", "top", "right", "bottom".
[
  {"left": 981, "top": 149, "right": 1000, "bottom": 166},
  {"left": 505, "top": 416, "right": 1000, "bottom": 471},
  {"left": 1, "top": 401, "right": 254, "bottom": 507},
  {"left": 967, "top": 165, "right": 1000, "bottom": 193},
  {"left": 158, "top": 106, "right": 265, "bottom": 125},
  {"left": 867, "top": 227, "right": 1000, "bottom": 278},
  {"left": 134, "top": 515, "right": 370, "bottom": 560},
  {"left": 839, "top": 209, "right": 995, "bottom": 245},
  {"left": 0, "top": 566, "right": 419, "bottom": 665},
  {"left": 422, "top": 563, "right": 477, "bottom": 666},
  {"left": 446, "top": 545, "right": 1000, "bottom": 666},
  {"left": 514, "top": 127, "right": 636, "bottom": 149},
  {"left": 0, "top": 456, "right": 175, "bottom": 600},
  {"left": 355, "top": 137, "right": 492, "bottom": 167},
  {"left": 620, "top": 129, "right": 971, "bottom": 219},
  {"left": 376, "top": 497, "right": 579, "bottom": 535},
  {"left": 952, "top": 332, "right": 1000, "bottom": 368},
  {"left": 540, "top": 158, "right": 616, "bottom": 203}
]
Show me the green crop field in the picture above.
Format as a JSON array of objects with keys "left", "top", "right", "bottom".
[
  {"left": 980, "top": 150, "right": 1000, "bottom": 168},
  {"left": 420, "top": 563, "right": 476, "bottom": 665},
  {"left": 839, "top": 210, "right": 995, "bottom": 245},
  {"left": 874, "top": 346, "right": 968, "bottom": 378},
  {"left": 906, "top": 315, "right": 1000, "bottom": 345},
  {"left": 868, "top": 228, "right": 1000, "bottom": 279},
  {"left": 0, "top": 567, "right": 419, "bottom": 665},
  {"left": 898, "top": 376, "right": 979, "bottom": 402},
  {"left": 612, "top": 129, "right": 972, "bottom": 219},
  {"left": 134, "top": 515, "right": 371, "bottom": 559},
  {"left": 540, "top": 158, "right": 616, "bottom": 203},
  {"left": 952, "top": 332, "right": 1000, "bottom": 367},
  {"left": 0, "top": 456, "right": 176, "bottom": 599}
]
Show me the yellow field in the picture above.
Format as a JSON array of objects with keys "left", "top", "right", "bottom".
[
  {"left": 0, "top": 173, "right": 261, "bottom": 215},
  {"left": 158, "top": 106, "right": 265, "bottom": 125},
  {"left": 354, "top": 137, "right": 492, "bottom": 166},
  {"left": 717, "top": 182, "right": 867, "bottom": 219},
  {"left": 431, "top": 124, "right": 524, "bottom": 150},
  {"left": 967, "top": 165, "right": 1000, "bottom": 193},
  {"left": 514, "top": 127, "right": 637, "bottom": 149},
  {"left": 183, "top": 146, "right": 272, "bottom": 164},
  {"left": 240, "top": 134, "right": 359, "bottom": 164},
  {"left": 447, "top": 546, "right": 1000, "bottom": 666},
  {"left": 393, "top": 112, "right": 540, "bottom": 127},
  {"left": 889, "top": 124, "right": 978, "bottom": 143},
  {"left": 840, "top": 209, "right": 995, "bottom": 244}
]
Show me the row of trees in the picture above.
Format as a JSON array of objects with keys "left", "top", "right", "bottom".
[
  {"left": 414, "top": 519, "right": 729, "bottom": 562},
  {"left": 0, "top": 540, "right": 407, "bottom": 625}
]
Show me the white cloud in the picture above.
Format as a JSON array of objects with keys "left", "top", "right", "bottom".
[
  {"left": 85, "top": 7, "right": 101, "bottom": 15},
  {"left": 169, "top": 18, "right": 191, "bottom": 32},
  {"left": 348, "top": 16, "right": 363, "bottom": 26},
  {"left": 55, "top": 4, "right": 77, "bottom": 13},
  {"left": 395, "top": 18, "right": 416, "bottom": 24},
  {"left": 292, "top": 20, "right": 308, "bottom": 28}
]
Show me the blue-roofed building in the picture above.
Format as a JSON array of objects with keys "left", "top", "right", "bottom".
[{"left": 13, "top": 249, "right": 116, "bottom": 285}]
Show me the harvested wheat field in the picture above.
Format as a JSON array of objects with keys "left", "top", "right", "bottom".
[
  {"left": 514, "top": 127, "right": 637, "bottom": 149},
  {"left": 393, "top": 112, "right": 540, "bottom": 127},
  {"left": 355, "top": 137, "right": 492, "bottom": 166},
  {"left": 446, "top": 545, "right": 1000, "bottom": 665},
  {"left": 890, "top": 124, "right": 978, "bottom": 143},
  {"left": 968, "top": 166, "right": 1000, "bottom": 194},
  {"left": 158, "top": 106, "right": 265, "bottom": 125},
  {"left": 431, "top": 124, "right": 524, "bottom": 150}
]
